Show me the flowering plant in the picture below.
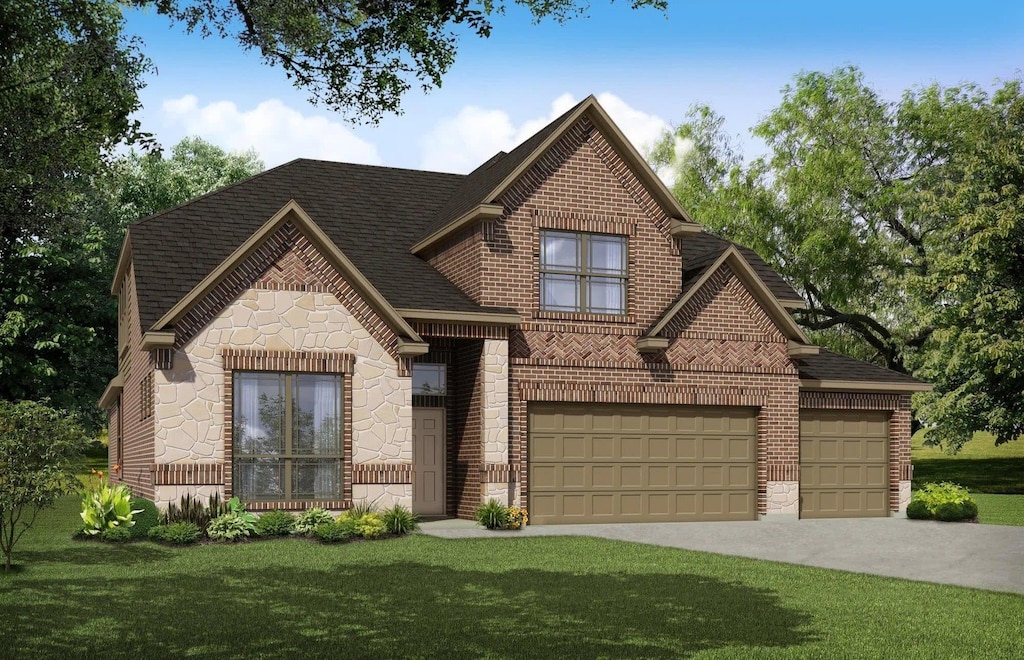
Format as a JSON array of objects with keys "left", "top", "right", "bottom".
[
  {"left": 80, "top": 469, "right": 141, "bottom": 535},
  {"left": 503, "top": 506, "right": 528, "bottom": 530}
]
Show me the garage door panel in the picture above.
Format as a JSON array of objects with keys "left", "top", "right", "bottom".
[
  {"left": 801, "top": 410, "right": 889, "bottom": 519},
  {"left": 530, "top": 405, "right": 757, "bottom": 524}
]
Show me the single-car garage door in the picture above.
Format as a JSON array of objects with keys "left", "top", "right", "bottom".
[
  {"left": 529, "top": 404, "right": 757, "bottom": 525},
  {"left": 800, "top": 410, "right": 889, "bottom": 518}
]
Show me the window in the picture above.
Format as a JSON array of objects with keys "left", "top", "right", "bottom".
[
  {"left": 540, "top": 231, "right": 627, "bottom": 315},
  {"left": 233, "top": 372, "right": 343, "bottom": 501},
  {"left": 412, "top": 364, "right": 446, "bottom": 396}
]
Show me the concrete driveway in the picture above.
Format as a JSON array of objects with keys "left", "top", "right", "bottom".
[{"left": 420, "top": 517, "right": 1024, "bottom": 595}]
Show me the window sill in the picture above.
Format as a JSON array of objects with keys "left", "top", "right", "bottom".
[{"left": 535, "top": 310, "right": 635, "bottom": 324}]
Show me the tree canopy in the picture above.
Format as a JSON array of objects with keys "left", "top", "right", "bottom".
[
  {"left": 652, "top": 67, "right": 1024, "bottom": 450},
  {"left": 129, "top": 0, "right": 668, "bottom": 122}
]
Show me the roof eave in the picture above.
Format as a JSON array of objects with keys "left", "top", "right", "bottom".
[
  {"left": 410, "top": 203, "right": 504, "bottom": 255},
  {"left": 397, "top": 308, "right": 522, "bottom": 325},
  {"left": 98, "top": 374, "right": 124, "bottom": 410},
  {"left": 799, "top": 379, "right": 933, "bottom": 393},
  {"left": 110, "top": 233, "right": 132, "bottom": 295}
]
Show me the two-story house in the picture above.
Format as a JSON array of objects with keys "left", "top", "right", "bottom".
[{"left": 100, "top": 96, "right": 928, "bottom": 524}]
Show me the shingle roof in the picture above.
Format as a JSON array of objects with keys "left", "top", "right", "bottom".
[
  {"left": 796, "top": 349, "right": 928, "bottom": 385},
  {"left": 679, "top": 231, "right": 802, "bottom": 303},
  {"left": 129, "top": 159, "right": 506, "bottom": 330}
]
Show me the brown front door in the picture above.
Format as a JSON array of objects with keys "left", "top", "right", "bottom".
[
  {"left": 528, "top": 404, "right": 758, "bottom": 525},
  {"left": 800, "top": 410, "right": 889, "bottom": 518},
  {"left": 412, "top": 408, "right": 446, "bottom": 515}
]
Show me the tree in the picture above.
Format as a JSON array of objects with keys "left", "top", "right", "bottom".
[
  {"left": 915, "top": 82, "right": 1024, "bottom": 448},
  {"left": 0, "top": 138, "right": 263, "bottom": 433},
  {"left": 127, "top": 0, "right": 667, "bottom": 122},
  {"left": 0, "top": 400, "right": 89, "bottom": 571},
  {"left": 652, "top": 67, "right": 1023, "bottom": 450}
]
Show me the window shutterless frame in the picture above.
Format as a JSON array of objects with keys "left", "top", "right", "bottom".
[
  {"left": 232, "top": 372, "right": 344, "bottom": 502},
  {"left": 539, "top": 230, "right": 628, "bottom": 315}
]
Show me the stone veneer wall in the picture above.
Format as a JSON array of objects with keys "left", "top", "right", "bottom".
[
  {"left": 481, "top": 339, "right": 511, "bottom": 503},
  {"left": 153, "top": 288, "right": 411, "bottom": 508},
  {"left": 799, "top": 391, "right": 913, "bottom": 513}
]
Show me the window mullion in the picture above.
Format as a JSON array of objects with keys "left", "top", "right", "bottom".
[{"left": 284, "top": 373, "right": 292, "bottom": 501}]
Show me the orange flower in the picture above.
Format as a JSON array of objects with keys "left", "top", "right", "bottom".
[
  {"left": 97, "top": 471, "right": 104, "bottom": 479},
  {"left": 113, "top": 464, "right": 121, "bottom": 473}
]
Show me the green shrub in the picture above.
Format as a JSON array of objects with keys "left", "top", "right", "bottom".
[
  {"left": 162, "top": 492, "right": 227, "bottom": 531},
  {"left": 255, "top": 510, "right": 296, "bottom": 537},
  {"left": 381, "top": 504, "right": 419, "bottom": 535},
  {"left": 313, "top": 522, "right": 355, "bottom": 543},
  {"left": 293, "top": 507, "right": 335, "bottom": 536},
  {"left": 336, "top": 515, "right": 361, "bottom": 538},
  {"left": 148, "top": 522, "right": 201, "bottom": 545},
  {"left": 355, "top": 513, "right": 387, "bottom": 539},
  {"left": 906, "top": 499, "right": 932, "bottom": 520},
  {"left": 934, "top": 500, "right": 979, "bottom": 522},
  {"left": 912, "top": 482, "right": 977, "bottom": 521},
  {"left": 128, "top": 498, "right": 160, "bottom": 539},
  {"left": 206, "top": 498, "right": 257, "bottom": 542},
  {"left": 80, "top": 471, "right": 142, "bottom": 535},
  {"left": 476, "top": 499, "right": 508, "bottom": 530},
  {"left": 100, "top": 525, "right": 132, "bottom": 543},
  {"left": 346, "top": 501, "right": 377, "bottom": 519}
]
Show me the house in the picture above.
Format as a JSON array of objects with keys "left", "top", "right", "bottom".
[{"left": 99, "top": 96, "right": 929, "bottom": 524}]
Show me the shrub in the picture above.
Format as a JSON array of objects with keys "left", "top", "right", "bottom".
[
  {"left": 206, "top": 498, "right": 258, "bottom": 542},
  {"left": 313, "top": 522, "right": 355, "bottom": 543},
  {"left": 912, "top": 482, "right": 977, "bottom": 521},
  {"left": 0, "top": 400, "right": 89, "bottom": 571},
  {"left": 80, "top": 470, "right": 142, "bottom": 536},
  {"left": 906, "top": 499, "right": 932, "bottom": 520},
  {"left": 100, "top": 525, "right": 132, "bottom": 543},
  {"left": 149, "top": 522, "right": 201, "bottom": 545},
  {"left": 934, "top": 500, "right": 979, "bottom": 522},
  {"left": 128, "top": 498, "right": 161, "bottom": 539},
  {"left": 255, "top": 510, "right": 296, "bottom": 537},
  {"left": 293, "top": 507, "right": 335, "bottom": 536},
  {"left": 162, "top": 492, "right": 227, "bottom": 531},
  {"left": 346, "top": 501, "right": 377, "bottom": 519},
  {"left": 504, "top": 506, "right": 528, "bottom": 530},
  {"left": 354, "top": 513, "right": 387, "bottom": 539},
  {"left": 476, "top": 499, "right": 508, "bottom": 530},
  {"left": 381, "top": 504, "right": 419, "bottom": 535}
]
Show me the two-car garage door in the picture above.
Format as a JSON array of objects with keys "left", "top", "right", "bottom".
[{"left": 529, "top": 404, "right": 757, "bottom": 525}]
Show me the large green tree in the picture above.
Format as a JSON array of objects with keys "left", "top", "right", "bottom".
[
  {"left": 652, "top": 67, "right": 1024, "bottom": 450},
  {"left": 128, "top": 0, "right": 668, "bottom": 122},
  {"left": 1, "top": 138, "right": 263, "bottom": 432}
]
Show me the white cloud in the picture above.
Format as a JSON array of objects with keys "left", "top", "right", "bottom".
[
  {"left": 655, "top": 136, "right": 696, "bottom": 187},
  {"left": 161, "top": 95, "right": 382, "bottom": 168},
  {"left": 419, "top": 92, "right": 670, "bottom": 174}
]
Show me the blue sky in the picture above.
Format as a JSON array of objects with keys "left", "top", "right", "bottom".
[{"left": 124, "top": 1, "right": 1024, "bottom": 173}]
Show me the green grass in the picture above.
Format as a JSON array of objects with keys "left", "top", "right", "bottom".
[
  {"left": 912, "top": 430, "right": 1024, "bottom": 494},
  {"left": 911, "top": 430, "right": 1024, "bottom": 526},
  {"left": 1, "top": 498, "right": 1022, "bottom": 658}
]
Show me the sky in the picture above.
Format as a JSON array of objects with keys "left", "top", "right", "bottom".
[{"left": 123, "top": 1, "right": 1024, "bottom": 175}]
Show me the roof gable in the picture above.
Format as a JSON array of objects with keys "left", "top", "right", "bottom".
[
  {"left": 412, "top": 96, "right": 701, "bottom": 255},
  {"left": 150, "top": 200, "right": 424, "bottom": 345},
  {"left": 645, "top": 245, "right": 810, "bottom": 343}
]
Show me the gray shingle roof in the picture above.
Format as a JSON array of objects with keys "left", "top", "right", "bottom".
[
  {"left": 679, "top": 231, "right": 802, "bottom": 303},
  {"left": 796, "top": 349, "right": 928, "bottom": 385}
]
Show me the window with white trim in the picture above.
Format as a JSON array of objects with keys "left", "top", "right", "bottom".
[
  {"left": 233, "top": 372, "right": 343, "bottom": 501},
  {"left": 540, "top": 231, "right": 627, "bottom": 315}
]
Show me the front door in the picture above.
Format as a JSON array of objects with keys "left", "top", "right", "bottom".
[{"left": 412, "top": 408, "right": 446, "bottom": 515}]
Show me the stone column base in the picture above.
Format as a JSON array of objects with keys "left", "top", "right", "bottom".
[
  {"left": 765, "top": 480, "right": 799, "bottom": 516},
  {"left": 898, "top": 480, "right": 912, "bottom": 512}
]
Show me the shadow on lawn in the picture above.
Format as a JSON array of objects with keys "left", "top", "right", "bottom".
[
  {"left": 913, "top": 457, "right": 1024, "bottom": 494},
  {"left": 2, "top": 561, "right": 816, "bottom": 658},
  {"left": 12, "top": 541, "right": 173, "bottom": 567}
]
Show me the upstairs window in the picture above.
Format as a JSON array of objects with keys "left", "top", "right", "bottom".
[{"left": 540, "top": 231, "right": 627, "bottom": 315}]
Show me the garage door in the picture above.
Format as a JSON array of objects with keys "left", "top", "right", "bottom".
[
  {"left": 528, "top": 404, "right": 757, "bottom": 525},
  {"left": 800, "top": 410, "right": 889, "bottom": 518}
]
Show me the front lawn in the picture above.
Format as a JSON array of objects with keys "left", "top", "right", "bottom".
[{"left": 1, "top": 498, "right": 1022, "bottom": 658}]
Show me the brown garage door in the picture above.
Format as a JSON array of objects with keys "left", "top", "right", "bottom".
[
  {"left": 800, "top": 410, "right": 889, "bottom": 518},
  {"left": 528, "top": 404, "right": 757, "bottom": 525}
]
